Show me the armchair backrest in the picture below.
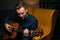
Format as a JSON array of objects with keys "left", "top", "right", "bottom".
[{"left": 28, "top": 7, "right": 57, "bottom": 40}]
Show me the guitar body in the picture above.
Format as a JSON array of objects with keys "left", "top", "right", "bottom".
[
  {"left": 3, "top": 21, "right": 44, "bottom": 40},
  {"left": 3, "top": 21, "right": 20, "bottom": 40}
]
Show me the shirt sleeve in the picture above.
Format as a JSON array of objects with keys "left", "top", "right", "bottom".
[
  {"left": 29, "top": 19, "right": 38, "bottom": 37},
  {"left": 30, "top": 19, "right": 38, "bottom": 30},
  {"left": 3, "top": 16, "right": 12, "bottom": 24}
]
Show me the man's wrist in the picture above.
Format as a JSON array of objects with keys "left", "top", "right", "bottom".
[{"left": 30, "top": 30, "right": 33, "bottom": 34}]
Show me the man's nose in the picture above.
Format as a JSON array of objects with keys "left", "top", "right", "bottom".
[{"left": 20, "top": 14, "right": 23, "bottom": 16}]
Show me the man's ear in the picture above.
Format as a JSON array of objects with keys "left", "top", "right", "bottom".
[{"left": 26, "top": 8, "right": 28, "bottom": 12}]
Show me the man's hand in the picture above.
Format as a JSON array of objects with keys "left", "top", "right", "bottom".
[
  {"left": 5, "top": 23, "right": 12, "bottom": 33},
  {"left": 23, "top": 29, "right": 29, "bottom": 36}
]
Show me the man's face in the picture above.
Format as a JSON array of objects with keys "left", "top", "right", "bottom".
[{"left": 16, "top": 7, "right": 27, "bottom": 19}]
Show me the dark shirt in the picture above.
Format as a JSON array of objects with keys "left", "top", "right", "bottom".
[{"left": 3, "top": 13, "right": 38, "bottom": 30}]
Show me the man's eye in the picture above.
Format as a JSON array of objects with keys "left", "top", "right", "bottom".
[
  {"left": 20, "top": 13, "right": 23, "bottom": 14},
  {"left": 18, "top": 12, "right": 24, "bottom": 15},
  {"left": 20, "top": 12, "right": 24, "bottom": 14}
]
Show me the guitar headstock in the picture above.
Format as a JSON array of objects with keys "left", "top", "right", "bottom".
[{"left": 32, "top": 29, "right": 44, "bottom": 37}]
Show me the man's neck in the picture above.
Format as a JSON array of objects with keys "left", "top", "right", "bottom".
[{"left": 21, "top": 14, "right": 28, "bottom": 20}]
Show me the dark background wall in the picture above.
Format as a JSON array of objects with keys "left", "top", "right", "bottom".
[
  {"left": 0, "top": 0, "right": 60, "bottom": 10},
  {"left": 0, "top": 0, "right": 20, "bottom": 10},
  {"left": 39, "top": 0, "right": 60, "bottom": 10}
]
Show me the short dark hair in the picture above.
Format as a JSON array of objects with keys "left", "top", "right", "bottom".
[{"left": 15, "top": 2, "right": 26, "bottom": 10}]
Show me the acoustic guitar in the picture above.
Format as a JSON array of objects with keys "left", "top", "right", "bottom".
[{"left": 3, "top": 21, "right": 43, "bottom": 40}]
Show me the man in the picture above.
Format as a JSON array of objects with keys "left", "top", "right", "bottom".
[{"left": 3, "top": 2, "right": 38, "bottom": 40}]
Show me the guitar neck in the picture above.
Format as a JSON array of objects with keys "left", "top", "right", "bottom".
[
  {"left": 12, "top": 28, "right": 33, "bottom": 34},
  {"left": 12, "top": 28, "right": 43, "bottom": 37},
  {"left": 12, "top": 28, "right": 23, "bottom": 33}
]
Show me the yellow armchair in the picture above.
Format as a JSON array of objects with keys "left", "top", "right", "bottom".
[{"left": 28, "top": 7, "right": 57, "bottom": 40}]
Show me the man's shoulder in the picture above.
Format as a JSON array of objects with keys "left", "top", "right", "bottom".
[
  {"left": 4, "top": 14, "right": 17, "bottom": 19},
  {"left": 28, "top": 14, "right": 37, "bottom": 22},
  {"left": 28, "top": 14, "right": 36, "bottom": 19}
]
